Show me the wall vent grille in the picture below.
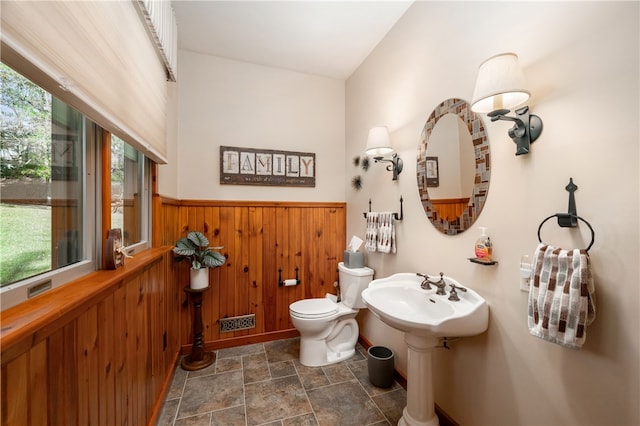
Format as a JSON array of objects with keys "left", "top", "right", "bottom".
[{"left": 220, "top": 314, "right": 256, "bottom": 333}]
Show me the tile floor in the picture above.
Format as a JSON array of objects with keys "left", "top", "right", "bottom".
[{"left": 157, "top": 337, "right": 407, "bottom": 426}]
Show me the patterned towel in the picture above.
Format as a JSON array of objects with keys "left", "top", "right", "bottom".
[
  {"left": 528, "top": 243, "right": 596, "bottom": 349},
  {"left": 376, "top": 212, "right": 396, "bottom": 254},
  {"left": 365, "top": 212, "right": 396, "bottom": 254},
  {"left": 365, "top": 212, "right": 378, "bottom": 252}
]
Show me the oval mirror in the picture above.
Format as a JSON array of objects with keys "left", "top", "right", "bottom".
[{"left": 417, "top": 98, "right": 490, "bottom": 235}]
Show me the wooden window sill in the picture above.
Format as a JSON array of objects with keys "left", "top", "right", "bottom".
[{"left": 1, "top": 246, "right": 172, "bottom": 363}]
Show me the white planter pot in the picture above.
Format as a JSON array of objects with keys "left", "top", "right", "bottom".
[{"left": 190, "top": 268, "right": 209, "bottom": 290}]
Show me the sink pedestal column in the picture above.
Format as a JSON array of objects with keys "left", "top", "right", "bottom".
[{"left": 399, "top": 334, "right": 440, "bottom": 426}]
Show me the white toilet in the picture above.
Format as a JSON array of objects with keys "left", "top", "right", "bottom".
[{"left": 289, "top": 262, "right": 374, "bottom": 367}]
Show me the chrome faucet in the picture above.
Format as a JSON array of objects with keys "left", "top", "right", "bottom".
[{"left": 448, "top": 283, "right": 467, "bottom": 301}]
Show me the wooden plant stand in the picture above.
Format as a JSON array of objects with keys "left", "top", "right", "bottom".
[{"left": 181, "top": 286, "right": 216, "bottom": 371}]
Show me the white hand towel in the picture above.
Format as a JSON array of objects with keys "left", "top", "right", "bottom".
[{"left": 528, "top": 243, "right": 596, "bottom": 349}]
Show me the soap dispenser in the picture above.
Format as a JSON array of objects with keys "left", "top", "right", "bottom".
[{"left": 475, "top": 227, "right": 492, "bottom": 261}]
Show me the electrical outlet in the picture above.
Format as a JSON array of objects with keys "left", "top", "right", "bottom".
[
  {"left": 520, "top": 255, "right": 532, "bottom": 292},
  {"left": 520, "top": 265, "right": 532, "bottom": 292},
  {"left": 520, "top": 275, "right": 530, "bottom": 291}
]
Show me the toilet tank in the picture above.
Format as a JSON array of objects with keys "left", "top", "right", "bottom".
[{"left": 338, "top": 262, "right": 374, "bottom": 309}]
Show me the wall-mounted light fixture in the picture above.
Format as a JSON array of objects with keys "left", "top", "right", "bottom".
[
  {"left": 471, "top": 52, "right": 543, "bottom": 156},
  {"left": 365, "top": 126, "right": 403, "bottom": 180}
]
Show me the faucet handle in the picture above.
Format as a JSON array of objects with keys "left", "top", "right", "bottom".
[
  {"left": 450, "top": 283, "right": 467, "bottom": 292},
  {"left": 448, "top": 283, "right": 467, "bottom": 301},
  {"left": 416, "top": 273, "right": 431, "bottom": 289}
]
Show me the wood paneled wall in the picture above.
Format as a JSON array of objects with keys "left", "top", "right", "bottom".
[
  {"left": 158, "top": 199, "right": 347, "bottom": 350},
  {"left": 0, "top": 248, "right": 180, "bottom": 426}
]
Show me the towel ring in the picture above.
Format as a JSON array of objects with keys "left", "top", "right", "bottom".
[{"left": 537, "top": 214, "right": 595, "bottom": 252}]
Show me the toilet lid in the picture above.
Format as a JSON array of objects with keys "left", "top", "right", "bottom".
[{"left": 290, "top": 298, "right": 337, "bottom": 318}]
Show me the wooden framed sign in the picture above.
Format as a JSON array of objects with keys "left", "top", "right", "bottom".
[{"left": 220, "top": 146, "right": 316, "bottom": 187}]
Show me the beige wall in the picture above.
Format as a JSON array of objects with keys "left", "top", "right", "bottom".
[
  {"left": 160, "top": 50, "right": 346, "bottom": 202},
  {"left": 347, "top": 2, "right": 639, "bottom": 425}
]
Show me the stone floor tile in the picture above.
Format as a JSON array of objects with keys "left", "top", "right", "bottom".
[
  {"left": 244, "top": 375, "right": 312, "bottom": 425},
  {"left": 216, "top": 356, "right": 242, "bottom": 373},
  {"left": 293, "top": 361, "right": 330, "bottom": 390},
  {"left": 210, "top": 404, "right": 246, "bottom": 426},
  {"left": 351, "top": 345, "right": 368, "bottom": 362},
  {"left": 322, "top": 363, "right": 355, "bottom": 384},
  {"left": 264, "top": 337, "right": 299, "bottom": 363},
  {"left": 218, "top": 342, "right": 264, "bottom": 359},
  {"left": 371, "top": 388, "right": 407, "bottom": 424},
  {"left": 174, "top": 412, "right": 212, "bottom": 426},
  {"left": 177, "top": 370, "right": 244, "bottom": 419},
  {"left": 187, "top": 354, "right": 218, "bottom": 379},
  {"left": 157, "top": 398, "right": 179, "bottom": 426},
  {"left": 166, "top": 364, "right": 189, "bottom": 400},
  {"left": 306, "top": 380, "right": 385, "bottom": 426},
  {"left": 282, "top": 412, "right": 319, "bottom": 426},
  {"left": 243, "top": 352, "right": 272, "bottom": 384},
  {"left": 269, "top": 360, "right": 297, "bottom": 378}
]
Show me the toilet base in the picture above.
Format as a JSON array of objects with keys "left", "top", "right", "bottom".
[
  {"left": 297, "top": 318, "right": 359, "bottom": 367},
  {"left": 299, "top": 341, "right": 356, "bottom": 367}
]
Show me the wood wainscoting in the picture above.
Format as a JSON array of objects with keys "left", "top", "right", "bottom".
[
  {"left": 0, "top": 248, "right": 180, "bottom": 426},
  {"left": 157, "top": 199, "right": 347, "bottom": 353}
]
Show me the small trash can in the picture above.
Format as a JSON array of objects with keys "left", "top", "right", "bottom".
[{"left": 367, "top": 346, "right": 394, "bottom": 388}]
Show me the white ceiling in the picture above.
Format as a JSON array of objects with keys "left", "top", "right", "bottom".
[{"left": 172, "top": 1, "right": 413, "bottom": 80}]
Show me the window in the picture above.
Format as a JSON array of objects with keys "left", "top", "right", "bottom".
[
  {"left": 0, "top": 63, "right": 151, "bottom": 310},
  {"left": 111, "top": 135, "right": 148, "bottom": 249}
]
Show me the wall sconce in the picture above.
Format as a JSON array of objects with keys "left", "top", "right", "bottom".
[
  {"left": 471, "top": 52, "right": 543, "bottom": 156},
  {"left": 365, "top": 126, "right": 403, "bottom": 180}
]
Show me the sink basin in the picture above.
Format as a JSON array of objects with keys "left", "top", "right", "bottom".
[{"left": 361, "top": 273, "right": 488, "bottom": 338}]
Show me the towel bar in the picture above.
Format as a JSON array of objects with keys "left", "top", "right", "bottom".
[
  {"left": 536, "top": 178, "right": 595, "bottom": 251},
  {"left": 537, "top": 214, "right": 595, "bottom": 252},
  {"left": 362, "top": 196, "right": 403, "bottom": 221}
]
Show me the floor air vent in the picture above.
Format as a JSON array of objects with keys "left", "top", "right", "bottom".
[{"left": 220, "top": 314, "right": 256, "bottom": 333}]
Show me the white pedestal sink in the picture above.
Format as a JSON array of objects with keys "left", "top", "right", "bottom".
[{"left": 361, "top": 273, "right": 489, "bottom": 426}]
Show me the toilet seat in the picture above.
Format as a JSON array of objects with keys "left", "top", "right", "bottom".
[{"left": 290, "top": 298, "right": 337, "bottom": 319}]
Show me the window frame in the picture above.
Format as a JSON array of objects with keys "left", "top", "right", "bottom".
[
  {"left": 101, "top": 132, "right": 151, "bottom": 261},
  {"left": 1, "top": 64, "right": 153, "bottom": 310}
]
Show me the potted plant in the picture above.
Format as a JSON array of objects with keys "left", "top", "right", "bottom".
[{"left": 173, "top": 231, "right": 226, "bottom": 289}]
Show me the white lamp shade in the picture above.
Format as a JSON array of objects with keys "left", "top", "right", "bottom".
[
  {"left": 365, "top": 126, "right": 393, "bottom": 156},
  {"left": 471, "top": 52, "right": 530, "bottom": 113}
]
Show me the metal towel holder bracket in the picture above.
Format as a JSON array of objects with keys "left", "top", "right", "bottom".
[
  {"left": 537, "top": 178, "right": 595, "bottom": 251},
  {"left": 362, "top": 196, "right": 403, "bottom": 221}
]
